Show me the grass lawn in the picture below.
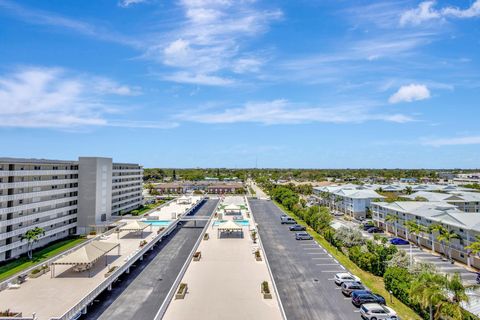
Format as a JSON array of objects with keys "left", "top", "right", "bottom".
[
  {"left": 127, "top": 200, "right": 167, "bottom": 216},
  {"left": 274, "top": 200, "right": 422, "bottom": 320},
  {"left": 0, "top": 237, "right": 86, "bottom": 282}
]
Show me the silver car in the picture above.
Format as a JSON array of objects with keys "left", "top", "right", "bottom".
[
  {"left": 360, "top": 303, "right": 399, "bottom": 320},
  {"left": 295, "top": 232, "right": 313, "bottom": 240}
]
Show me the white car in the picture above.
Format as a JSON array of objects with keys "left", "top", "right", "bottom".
[
  {"left": 334, "top": 272, "right": 361, "bottom": 286},
  {"left": 360, "top": 303, "right": 399, "bottom": 320}
]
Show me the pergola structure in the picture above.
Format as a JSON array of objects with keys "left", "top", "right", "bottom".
[
  {"left": 217, "top": 220, "right": 243, "bottom": 238},
  {"left": 51, "top": 241, "right": 120, "bottom": 277},
  {"left": 223, "top": 204, "right": 242, "bottom": 215},
  {"left": 117, "top": 220, "right": 151, "bottom": 238}
]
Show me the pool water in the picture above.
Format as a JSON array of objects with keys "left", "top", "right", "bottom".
[
  {"left": 213, "top": 219, "right": 250, "bottom": 226},
  {"left": 143, "top": 220, "right": 173, "bottom": 226}
]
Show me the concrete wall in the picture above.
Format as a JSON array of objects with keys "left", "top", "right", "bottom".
[{"left": 77, "top": 157, "right": 112, "bottom": 233}]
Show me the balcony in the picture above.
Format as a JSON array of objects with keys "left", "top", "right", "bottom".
[
  {"left": 0, "top": 205, "right": 77, "bottom": 227},
  {"left": 0, "top": 178, "right": 78, "bottom": 189},
  {"left": 0, "top": 170, "right": 78, "bottom": 177},
  {"left": 0, "top": 187, "right": 78, "bottom": 202},
  {"left": 0, "top": 196, "right": 77, "bottom": 215},
  {"left": 0, "top": 214, "right": 77, "bottom": 240}
]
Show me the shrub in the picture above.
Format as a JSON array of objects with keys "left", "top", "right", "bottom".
[
  {"left": 261, "top": 281, "right": 270, "bottom": 294},
  {"left": 384, "top": 267, "right": 413, "bottom": 304}
]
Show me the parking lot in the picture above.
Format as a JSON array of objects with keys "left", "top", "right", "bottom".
[{"left": 249, "top": 199, "right": 362, "bottom": 320}]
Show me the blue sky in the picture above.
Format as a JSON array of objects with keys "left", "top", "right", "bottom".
[{"left": 0, "top": 0, "right": 479, "bottom": 168}]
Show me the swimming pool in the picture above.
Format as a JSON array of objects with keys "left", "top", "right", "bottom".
[
  {"left": 143, "top": 220, "right": 173, "bottom": 226},
  {"left": 213, "top": 219, "right": 250, "bottom": 226}
]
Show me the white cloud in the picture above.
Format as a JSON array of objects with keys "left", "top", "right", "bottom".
[
  {"left": 163, "top": 72, "right": 233, "bottom": 86},
  {"left": 400, "top": 1, "right": 480, "bottom": 26},
  {"left": 0, "top": 66, "right": 172, "bottom": 129},
  {"left": 145, "top": 0, "right": 282, "bottom": 85},
  {"left": 422, "top": 135, "right": 480, "bottom": 146},
  {"left": 0, "top": 0, "right": 140, "bottom": 47},
  {"left": 389, "top": 84, "right": 430, "bottom": 103},
  {"left": 176, "top": 99, "right": 414, "bottom": 125},
  {"left": 118, "top": 0, "right": 147, "bottom": 8},
  {"left": 400, "top": 1, "right": 441, "bottom": 26}
]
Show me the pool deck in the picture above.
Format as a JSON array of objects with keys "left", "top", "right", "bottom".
[
  {"left": 163, "top": 196, "right": 283, "bottom": 320},
  {"left": 0, "top": 222, "right": 165, "bottom": 320},
  {"left": 147, "top": 196, "right": 203, "bottom": 220}
]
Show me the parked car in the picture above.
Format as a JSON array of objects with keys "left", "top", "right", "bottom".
[
  {"left": 281, "top": 217, "right": 297, "bottom": 224},
  {"left": 352, "top": 292, "right": 386, "bottom": 307},
  {"left": 389, "top": 238, "right": 409, "bottom": 245},
  {"left": 360, "top": 303, "right": 399, "bottom": 320},
  {"left": 289, "top": 224, "right": 306, "bottom": 231},
  {"left": 341, "top": 281, "right": 366, "bottom": 296},
  {"left": 367, "top": 227, "right": 382, "bottom": 233},
  {"left": 362, "top": 223, "right": 376, "bottom": 231},
  {"left": 295, "top": 232, "right": 313, "bottom": 240},
  {"left": 334, "top": 272, "right": 361, "bottom": 286}
]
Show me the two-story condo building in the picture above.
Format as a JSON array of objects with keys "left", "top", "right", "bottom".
[{"left": 371, "top": 201, "right": 480, "bottom": 269}]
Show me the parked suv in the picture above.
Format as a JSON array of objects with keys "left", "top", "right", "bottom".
[
  {"left": 334, "top": 272, "right": 361, "bottom": 286},
  {"left": 360, "top": 303, "right": 399, "bottom": 320},
  {"left": 352, "top": 292, "right": 386, "bottom": 307},
  {"left": 281, "top": 217, "right": 296, "bottom": 224},
  {"left": 289, "top": 224, "right": 306, "bottom": 231},
  {"left": 341, "top": 281, "right": 366, "bottom": 296},
  {"left": 295, "top": 232, "right": 313, "bottom": 240}
]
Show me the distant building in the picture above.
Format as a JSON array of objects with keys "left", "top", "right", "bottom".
[
  {"left": 453, "top": 173, "right": 480, "bottom": 185},
  {"left": 154, "top": 181, "right": 244, "bottom": 194},
  {"left": 0, "top": 157, "right": 143, "bottom": 262}
]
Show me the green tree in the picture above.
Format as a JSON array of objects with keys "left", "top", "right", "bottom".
[
  {"left": 21, "top": 227, "right": 45, "bottom": 259},
  {"left": 405, "top": 220, "right": 427, "bottom": 249},
  {"left": 435, "top": 273, "right": 473, "bottom": 320},
  {"left": 409, "top": 271, "right": 446, "bottom": 320},
  {"left": 385, "top": 214, "right": 399, "bottom": 237},
  {"left": 431, "top": 225, "right": 460, "bottom": 261}
]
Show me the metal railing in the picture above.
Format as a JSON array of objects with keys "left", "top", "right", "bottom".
[
  {"left": 0, "top": 224, "right": 125, "bottom": 291},
  {"left": 153, "top": 198, "right": 219, "bottom": 320},
  {"left": 49, "top": 197, "right": 206, "bottom": 320}
]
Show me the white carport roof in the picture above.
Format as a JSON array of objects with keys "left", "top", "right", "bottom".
[
  {"left": 118, "top": 220, "right": 150, "bottom": 232},
  {"left": 53, "top": 241, "right": 119, "bottom": 266}
]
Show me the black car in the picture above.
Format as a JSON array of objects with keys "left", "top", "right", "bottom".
[
  {"left": 362, "top": 224, "right": 375, "bottom": 231},
  {"left": 367, "top": 227, "right": 382, "bottom": 233},
  {"left": 289, "top": 224, "right": 306, "bottom": 231},
  {"left": 351, "top": 292, "right": 386, "bottom": 307}
]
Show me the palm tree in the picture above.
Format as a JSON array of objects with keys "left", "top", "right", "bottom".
[
  {"left": 20, "top": 227, "right": 45, "bottom": 259},
  {"left": 435, "top": 273, "right": 472, "bottom": 320},
  {"left": 405, "top": 220, "right": 427, "bottom": 249},
  {"left": 432, "top": 224, "right": 460, "bottom": 262},
  {"left": 385, "top": 214, "right": 399, "bottom": 237},
  {"left": 409, "top": 271, "right": 447, "bottom": 320},
  {"left": 405, "top": 186, "right": 413, "bottom": 195}
]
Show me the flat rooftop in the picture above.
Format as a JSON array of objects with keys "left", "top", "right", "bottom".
[{"left": 163, "top": 196, "right": 282, "bottom": 320}]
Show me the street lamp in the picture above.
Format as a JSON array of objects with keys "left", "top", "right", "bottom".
[{"left": 389, "top": 290, "right": 393, "bottom": 303}]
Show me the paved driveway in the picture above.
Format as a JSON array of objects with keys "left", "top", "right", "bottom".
[
  {"left": 249, "top": 199, "right": 362, "bottom": 320},
  {"left": 82, "top": 199, "right": 218, "bottom": 320}
]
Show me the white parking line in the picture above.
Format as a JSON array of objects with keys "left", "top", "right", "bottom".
[
  {"left": 316, "top": 263, "right": 340, "bottom": 266},
  {"left": 307, "top": 252, "right": 328, "bottom": 255},
  {"left": 312, "top": 257, "right": 333, "bottom": 260},
  {"left": 321, "top": 270, "right": 344, "bottom": 272},
  {"left": 340, "top": 265, "right": 346, "bottom": 270},
  {"left": 303, "top": 247, "right": 322, "bottom": 250}
]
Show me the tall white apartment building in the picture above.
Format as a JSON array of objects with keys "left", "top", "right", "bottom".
[{"left": 0, "top": 157, "right": 143, "bottom": 262}]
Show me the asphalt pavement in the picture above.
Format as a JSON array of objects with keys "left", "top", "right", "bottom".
[
  {"left": 249, "top": 198, "right": 361, "bottom": 320},
  {"left": 82, "top": 199, "right": 218, "bottom": 320}
]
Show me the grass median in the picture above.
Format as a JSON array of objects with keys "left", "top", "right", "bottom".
[
  {"left": 0, "top": 237, "right": 86, "bottom": 282},
  {"left": 274, "top": 200, "right": 422, "bottom": 320}
]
